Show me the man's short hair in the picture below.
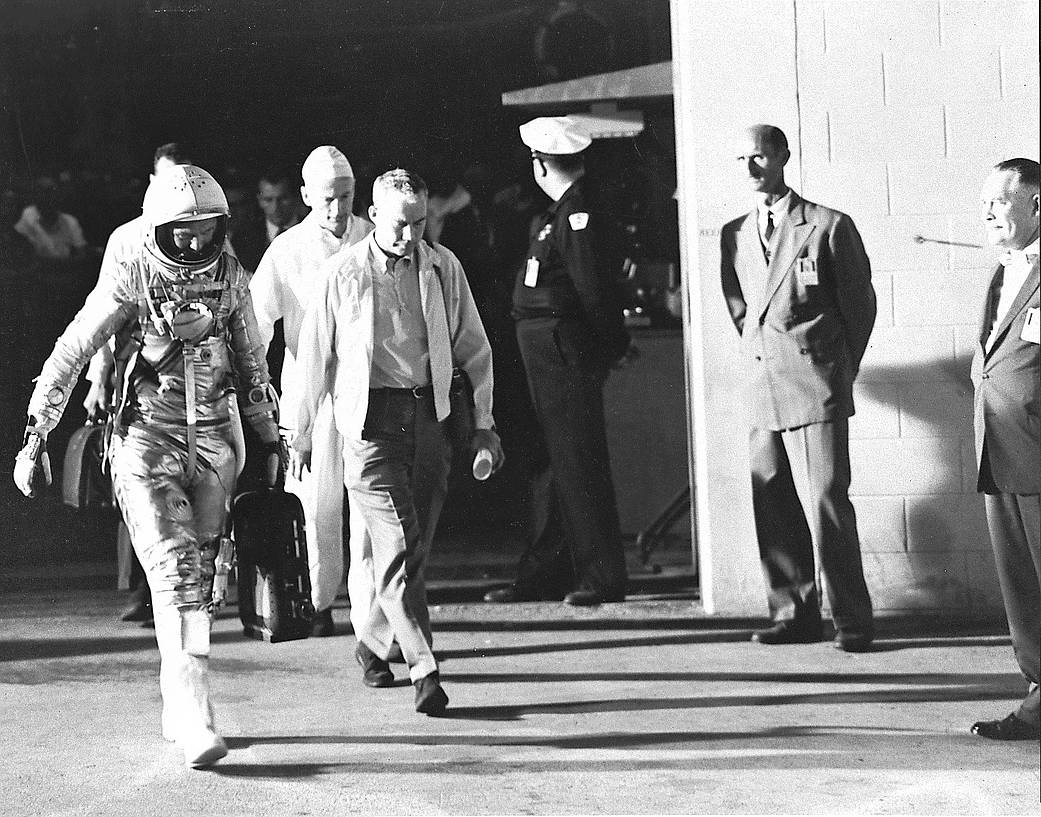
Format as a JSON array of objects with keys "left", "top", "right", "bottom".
[
  {"left": 153, "top": 142, "right": 191, "bottom": 170},
  {"left": 994, "top": 158, "right": 1041, "bottom": 190},
  {"left": 372, "top": 169, "right": 428, "bottom": 203},
  {"left": 258, "top": 167, "right": 298, "bottom": 190}
]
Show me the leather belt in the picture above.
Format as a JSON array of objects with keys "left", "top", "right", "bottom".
[{"left": 369, "top": 384, "right": 434, "bottom": 399}]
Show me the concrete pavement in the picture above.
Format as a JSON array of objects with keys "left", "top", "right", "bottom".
[{"left": 1, "top": 581, "right": 1038, "bottom": 816}]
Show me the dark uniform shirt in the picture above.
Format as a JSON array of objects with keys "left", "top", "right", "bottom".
[{"left": 511, "top": 177, "right": 628, "bottom": 366}]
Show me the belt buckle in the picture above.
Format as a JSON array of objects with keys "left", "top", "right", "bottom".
[{"left": 411, "top": 385, "right": 424, "bottom": 399}]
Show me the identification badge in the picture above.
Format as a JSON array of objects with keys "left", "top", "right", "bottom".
[
  {"left": 568, "top": 212, "right": 589, "bottom": 231},
  {"left": 796, "top": 258, "right": 819, "bottom": 286},
  {"left": 1022, "top": 307, "right": 1040, "bottom": 344},
  {"left": 524, "top": 258, "right": 540, "bottom": 287}
]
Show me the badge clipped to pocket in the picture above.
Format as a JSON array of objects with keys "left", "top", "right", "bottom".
[
  {"left": 796, "top": 258, "right": 819, "bottom": 287},
  {"left": 524, "top": 257, "right": 540, "bottom": 287},
  {"left": 1022, "top": 307, "right": 1040, "bottom": 345}
]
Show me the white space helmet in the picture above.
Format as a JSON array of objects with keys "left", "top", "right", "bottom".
[{"left": 142, "top": 164, "right": 229, "bottom": 274}]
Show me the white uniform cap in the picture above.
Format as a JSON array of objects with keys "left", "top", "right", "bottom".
[
  {"left": 301, "top": 145, "right": 354, "bottom": 184},
  {"left": 519, "top": 116, "right": 592, "bottom": 155}
]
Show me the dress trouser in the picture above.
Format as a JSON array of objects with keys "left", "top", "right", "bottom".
[
  {"left": 343, "top": 389, "right": 450, "bottom": 682},
  {"left": 984, "top": 491, "right": 1041, "bottom": 726},
  {"left": 749, "top": 418, "right": 874, "bottom": 636},
  {"left": 108, "top": 426, "right": 235, "bottom": 746},
  {"left": 514, "top": 317, "right": 627, "bottom": 599}
]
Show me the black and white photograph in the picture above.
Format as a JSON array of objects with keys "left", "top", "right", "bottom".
[{"left": 0, "top": 1, "right": 1038, "bottom": 814}]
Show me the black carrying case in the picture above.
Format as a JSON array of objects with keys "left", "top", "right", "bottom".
[
  {"left": 61, "top": 422, "right": 113, "bottom": 510},
  {"left": 232, "top": 487, "right": 315, "bottom": 642}
]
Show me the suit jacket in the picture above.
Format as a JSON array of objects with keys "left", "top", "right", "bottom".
[
  {"left": 971, "top": 258, "right": 1040, "bottom": 494},
  {"left": 229, "top": 219, "right": 271, "bottom": 274},
  {"left": 721, "top": 191, "right": 876, "bottom": 431}
]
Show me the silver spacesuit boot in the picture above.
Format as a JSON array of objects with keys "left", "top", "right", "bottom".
[{"left": 14, "top": 165, "right": 281, "bottom": 769}]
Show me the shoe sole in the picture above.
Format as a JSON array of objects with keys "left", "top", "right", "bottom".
[
  {"left": 751, "top": 634, "right": 824, "bottom": 645},
  {"left": 416, "top": 694, "right": 449, "bottom": 715},
  {"left": 185, "top": 736, "right": 228, "bottom": 769}
]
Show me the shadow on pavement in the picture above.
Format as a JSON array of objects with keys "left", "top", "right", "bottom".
[
  {"left": 438, "top": 670, "right": 1023, "bottom": 686},
  {"left": 435, "top": 686, "right": 1022, "bottom": 721},
  {"left": 210, "top": 723, "right": 1033, "bottom": 779}
]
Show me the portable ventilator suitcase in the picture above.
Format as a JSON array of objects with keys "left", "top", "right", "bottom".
[
  {"left": 232, "top": 487, "right": 315, "bottom": 642},
  {"left": 61, "top": 421, "right": 113, "bottom": 510}
]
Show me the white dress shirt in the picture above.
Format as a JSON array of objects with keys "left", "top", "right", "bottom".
[{"left": 987, "top": 237, "right": 1039, "bottom": 351}]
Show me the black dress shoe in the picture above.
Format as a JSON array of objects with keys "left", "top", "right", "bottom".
[
  {"left": 971, "top": 713, "right": 1041, "bottom": 741},
  {"left": 311, "top": 608, "right": 335, "bottom": 638},
  {"left": 414, "top": 671, "right": 449, "bottom": 715},
  {"left": 354, "top": 641, "right": 394, "bottom": 688},
  {"left": 751, "top": 619, "right": 824, "bottom": 645},
  {"left": 562, "top": 589, "right": 602, "bottom": 606},
  {"left": 483, "top": 585, "right": 539, "bottom": 603},
  {"left": 833, "top": 631, "right": 874, "bottom": 652}
]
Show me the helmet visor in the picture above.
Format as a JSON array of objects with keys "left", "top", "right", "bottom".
[{"left": 155, "top": 215, "right": 227, "bottom": 266}]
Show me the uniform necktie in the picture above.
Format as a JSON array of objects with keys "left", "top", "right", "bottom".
[{"left": 763, "top": 210, "right": 774, "bottom": 244}]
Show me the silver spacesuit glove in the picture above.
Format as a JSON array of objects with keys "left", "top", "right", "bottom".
[{"left": 14, "top": 427, "right": 52, "bottom": 498}]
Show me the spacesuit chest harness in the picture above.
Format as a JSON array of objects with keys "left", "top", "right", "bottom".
[{"left": 112, "top": 254, "right": 241, "bottom": 474}]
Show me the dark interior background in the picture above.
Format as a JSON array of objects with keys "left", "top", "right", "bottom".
[{"left": 0, "top": 0, "right": 678, "bottom": 563}]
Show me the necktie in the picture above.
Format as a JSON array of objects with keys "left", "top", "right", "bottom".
[{"left": 759, "top": 209, "right": 774, "bottom": 262}]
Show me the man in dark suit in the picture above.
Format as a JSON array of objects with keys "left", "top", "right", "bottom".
[
  {"left": 721, "top": 124, "right": 876, "bottom": 651},
  {"left": 970, "top": 158, "right": 1040, "bottom": 742},
  {"left": 229, "top": 168, "right": 304, "bottom": 391}
]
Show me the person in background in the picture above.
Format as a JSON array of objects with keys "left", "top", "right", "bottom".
[
  {"left": 969, "top": 157, "right": 1040, "bottom": 742},
  {"left": 249, "top": 145, "right": 373, "bottom": 637},
  {"left": 720, "top": 124, "right": 876, "bottom": 652},
  {"left": 230, "top": 167, "right": 304, "bottom": 273},
  {"left": 485, "top": 116, "right": 630, "bottom": 608},
  {"left": 14, "top": 175, "right": 89, "bottom": 266},
  {"left": 292, "top": 169, "right": 502, "bottom": 715}
]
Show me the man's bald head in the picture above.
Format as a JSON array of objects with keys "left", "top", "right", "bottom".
[
  {"left": 736, "top": 124, "right": 790, "bottom": 198},
  {"left": 746, "top": 124, "right": 789, "bottom": 155}
]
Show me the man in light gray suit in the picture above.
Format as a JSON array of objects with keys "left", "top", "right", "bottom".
[
  {"left": 721, "top": 124, "right": 876, "bottom": 651},
  {"left": 970, "top": 157, "right": 1040, "bottom": 742}
]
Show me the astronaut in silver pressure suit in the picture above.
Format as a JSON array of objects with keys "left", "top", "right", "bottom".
[{"left": 13, "top": 165, "right": 281, "bottom": 769}]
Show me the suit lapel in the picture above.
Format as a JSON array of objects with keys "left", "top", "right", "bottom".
[
  {"left": 760, "top": 195, "right": 814, "bottom": 320},
  {"left": 977, "top": 264, "right": 1003, "bottom": 352},
  {"left": 986, "top": 261, "right": 1040, "bottom": 358}
]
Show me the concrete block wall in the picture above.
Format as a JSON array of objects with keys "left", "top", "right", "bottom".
[{"left": 672, "top": 0, "right": 1039, "bottom": 616}]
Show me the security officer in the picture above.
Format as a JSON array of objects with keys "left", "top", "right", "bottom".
[{"left": 485, "top": 116, "right": 630, "bottom": 607}]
